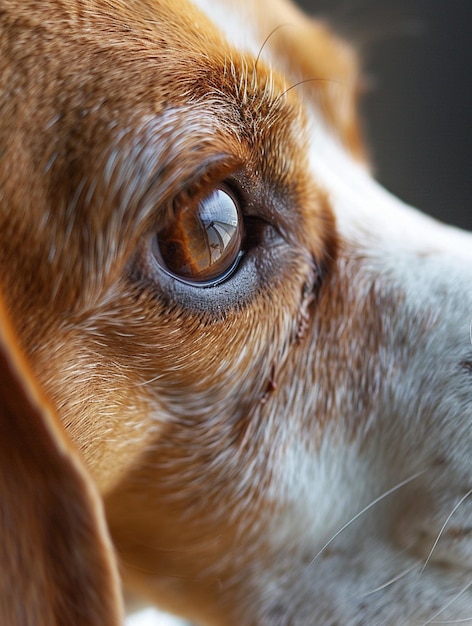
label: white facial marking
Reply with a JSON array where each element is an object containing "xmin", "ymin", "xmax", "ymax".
[{"xmin": 146, "ymin": 2, "xmax": 472, "ymax": 623}]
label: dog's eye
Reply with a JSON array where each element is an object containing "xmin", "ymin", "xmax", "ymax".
[{"xmin": 153, "ymin": 187, "xmax": 243, "ymax": 286}]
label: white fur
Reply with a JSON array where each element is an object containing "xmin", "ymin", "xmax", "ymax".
[
  {"xmin": 190, "ymin": 0, "xmax": 260, "ymax": 57},
  {"xmin": 187, "ymin": 2, "xmax": 472, "ymax": 624},
  {"xmin": 126, "ymin": 608, "xmax": 186, "ymax": 626},
  {"xmin": 130, "ymin": 1, "xmax": 472, "ymax": 623}
]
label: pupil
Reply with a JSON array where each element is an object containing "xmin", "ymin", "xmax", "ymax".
[
  {"xmin": 157, "ymin": 187, "xmax": 242, "ymax": 284},
  {"xmin": 197, "ymin": 190, "xmax": 239, "ymax": 264}
]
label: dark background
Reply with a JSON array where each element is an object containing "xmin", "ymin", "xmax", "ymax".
[{"xmin": 296, "ymin": 0, "xmax": 472, "ymax": 231}]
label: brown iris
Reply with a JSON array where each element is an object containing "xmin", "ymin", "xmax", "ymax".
[{"xmin": 155, "ymin": 187, "xmax": 243, "ymax": 285}]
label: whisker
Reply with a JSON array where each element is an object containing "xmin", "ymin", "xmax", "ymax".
[
  {"xmin": 254, "ymin": 23, "xmax": 294, "ymax": 71},
  {"xmin": 420, "ymin": 486, "xmax": 472, "ymax": 576},
  {"xmin": 424, "ymin": 619, "xmax": 472, "ymax": 624},
  {"xmin": 422, "ymin": 580, "xmax": 472, "ymax": 626},
  {"xmin": 307, "ymin": 470, "xmax": 424, "ymax": 569},
  {"xmin": 359, "ymin": 563, "xmax": 418, "ymax": 597},
  {"xmin": 273, "ymin": 77, "xmax": 341, "ymax": 107}
]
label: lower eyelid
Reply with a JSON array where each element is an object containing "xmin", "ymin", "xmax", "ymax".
[
  {"xmin": 130, "ymin": 221, "xmax": 300, "ymax": 318},
  {"xmin": 153, "ymin": 248, "xmax": 245, "ymax": 289}
]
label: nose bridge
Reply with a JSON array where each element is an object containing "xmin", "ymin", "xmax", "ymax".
[
  {"xmin": 313, "ymin": 133, "xmax": 472, "ymax": 434},
  {"xmin": 307, "ymin": 115, "xmax": 472, "ymax": 433},
  {"xmin": 324, "ymin": 166, "xmax": 472, "ymax": 324},
  {"xmin": 377, "ymin": 200, "xmax": 472, "ymax": 263},
  {"xmin": 307, "ymin": 115, "xmax": 472, "ymax": 262},
  {"xmin": 335, "ymin": 168, "xmax": 472, "ymax": 263}
]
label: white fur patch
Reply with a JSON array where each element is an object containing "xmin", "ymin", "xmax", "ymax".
[
  {"xmin": 133, "ymin": 1, "xmax": 472, "ymax": 623},
  {"xmin": 126, "ymin": 608, "xmax": 187, "ymax": 626}
]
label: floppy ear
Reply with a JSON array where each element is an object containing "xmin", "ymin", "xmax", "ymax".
[{"xmin": 0, "ymin": 292, "xmax": 123, "ymax": 625}]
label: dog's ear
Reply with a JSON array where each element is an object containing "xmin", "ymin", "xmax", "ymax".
[{"xmin": 0, "ymin": 291, "xmax": 123, "ymax": 625}]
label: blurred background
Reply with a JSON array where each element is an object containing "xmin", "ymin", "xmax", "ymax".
[{"xmin": 296, "ymin": 0, "xmax": 472, "ymax": 231}]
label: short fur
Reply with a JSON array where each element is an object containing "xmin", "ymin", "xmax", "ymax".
[{"xmin": 1, "ymin": 1, "xmax": 471, "ymax": 625}]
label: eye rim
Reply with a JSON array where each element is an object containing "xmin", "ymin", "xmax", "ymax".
[{"xmin": 152, "ymin": 183, "xmax": 245, "ymax": 289}]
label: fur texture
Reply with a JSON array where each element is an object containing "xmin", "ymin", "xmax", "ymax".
[{"xmin": 0, "ymin": 1, "xmax": 471, "ymax": 625}]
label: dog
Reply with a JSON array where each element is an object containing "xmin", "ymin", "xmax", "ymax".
[{"xmin": 1, "ymin": 0, "xmax": 471, "ymax": 624}]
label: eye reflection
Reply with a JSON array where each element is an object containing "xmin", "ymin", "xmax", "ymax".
[{"xmin": 155, "ymin": 187, "xmax": 243, "ymax": 285}]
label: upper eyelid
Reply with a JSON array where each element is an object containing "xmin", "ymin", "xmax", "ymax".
[
  {"xmin": 100, "ymin": 111, "xmax": 240, "ymax": 231},
  {"xmin": 165, "ymin": 166, "xmax": 243, "ymax": 223},
  {"xmin": 97, "ymin": 113, "xmax": 299, "ymax": 277}
]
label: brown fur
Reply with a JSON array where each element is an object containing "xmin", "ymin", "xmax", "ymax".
[
  {"xmin": 0, "ymin": 1, "xmax": 394, "ymax": 624},
  {"xmin": 0, "ymin": 294, "xmax": 123, "ymax": 625}
]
